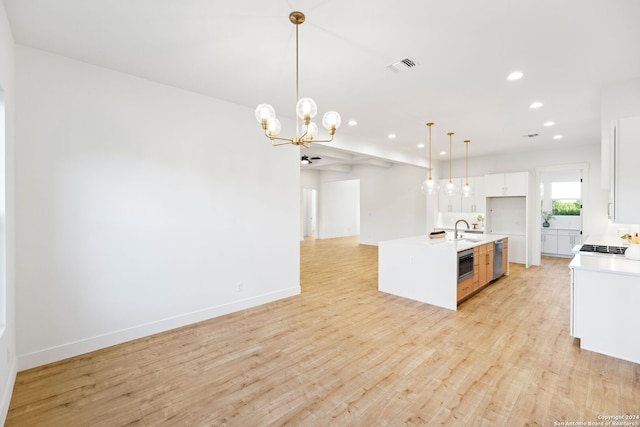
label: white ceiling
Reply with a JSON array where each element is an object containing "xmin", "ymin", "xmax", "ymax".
[{"xmin": 4, "ymin": 0, "xmax": 640, "ymax": 168}]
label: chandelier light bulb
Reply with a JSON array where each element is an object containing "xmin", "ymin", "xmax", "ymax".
[
  {"xmin": 322, "ymin": 111, "xmax": 341, "ymax": 134},
  {"xmin": 255, "ymin": 104, "xmax": 276, "ymax": 128},
  {"xmin": 296, "ymin": 98, "xmax": 318, "ymax": 123},
  {"xmin": 305, "ymin": 122, "xmax": 319, "ymax": 141},
  {"xmin": 267, "ymin": 118, "xmax": 281, "ymax": 137}
]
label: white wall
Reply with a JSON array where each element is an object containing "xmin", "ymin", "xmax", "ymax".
[
  {"xmin": 0, "ymin": 2, "xmax": 16, "ymax": 423},
  {"xmin": 318, "ymin": 163, "xmax": 428, "ymax": 245},
  {"xmin": 14, "ymin": 47, "xmax": 301, "ymax": 369},
  {"xmin": 319, "ymin": 179, "xmax": 360, "ymax": 239}
]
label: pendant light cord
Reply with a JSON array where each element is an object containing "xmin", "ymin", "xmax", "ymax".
[
  {"xmin": 427, "ymin": 123, "xmax": 433, "ymax": 180},
  {"xmin": 448, "ymin": 132, "xmax": 454, "ymax": 184},
  {"xmin": 465, "ymin": 140, "xmax": 469, "ymax": 186},
  {"xmin": 295, "ymin": 23, "xmax": 299, "ymax": 138}
]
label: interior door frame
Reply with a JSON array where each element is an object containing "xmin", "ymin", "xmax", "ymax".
[{"xmin": 534, "ymin": 163, "xmax": 589, "ymax": 265}]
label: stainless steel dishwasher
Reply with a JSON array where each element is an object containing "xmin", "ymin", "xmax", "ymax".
[{"xmin": 493, "ymin": 240, "xmax": 503, "ymax": 280}]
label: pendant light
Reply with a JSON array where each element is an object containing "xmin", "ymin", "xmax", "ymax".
[
  {"xmin": 462, "ymin": 139, "xmax": 472, "ymax": 197},
  {"xmin": 445, "ymin": 132, "xmax": 458, "ymax": 195},
  {"xmin": 421, "ymin": 122, "xmax": 439, "ymax": 195}
]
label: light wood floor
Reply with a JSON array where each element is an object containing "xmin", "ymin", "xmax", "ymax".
[{"xmin": 7, "ymin": 236, "xmax": 640, "ymax": 426}]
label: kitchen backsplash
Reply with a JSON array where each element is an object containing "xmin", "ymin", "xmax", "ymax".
[{"xmin": 436, "ymin": 212, "xmax": 486, "ymax": 230}]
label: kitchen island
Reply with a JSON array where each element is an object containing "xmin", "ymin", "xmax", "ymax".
[
  {"xmin": 569, "ymin": 252, "xmax": 640, "ymax": 364},
  {"xmin": 378, "ymin": 233, "xmax": 509, "ymax": 311}
]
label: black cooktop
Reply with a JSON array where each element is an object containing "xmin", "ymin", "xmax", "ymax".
[{"xmin": 579, "ymin": 244, "xmax": 627, "ymax": 255}]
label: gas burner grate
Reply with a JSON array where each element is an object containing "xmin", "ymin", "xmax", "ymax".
[{"xmin": 580, "ymin": 244, "xmax": 627, "ymax": 255}]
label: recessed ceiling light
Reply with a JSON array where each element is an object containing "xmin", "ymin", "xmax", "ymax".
[
  {"xmin": 348, "ymin": 119, "xmax": 357, "ymax": 126},
  {"xmin": 388, "ymin": 133, "xmax": 396, "ymax": 139},
  {"xmin": 553, "ymin": 135, "xmax": 563, "ymax": 140},
  {"xmin": 417, "ymin": 143, "xmax": 425, "ymax": 148},
  {"xmin": 544, "ymin": 121, "xmax": 555, "ymax": 127},
  {"xmin": 507, "ymin": 71, "xmax": 523, "ymax": 81},
  {"xmin": 440, "ymin": 151, "xmax": 447, "ymax": 156},
  {"xmin": 529, "ymin": 102, "xmax": 543, "ymax": 109}
]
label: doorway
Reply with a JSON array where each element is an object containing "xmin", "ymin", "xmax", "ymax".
[
  {"xmin": 302, "ymin": 188, "xmax": 317, "ymax": 238},
  {"xmin": 535, "ymin": 165, "xmax": 587, "ymax": 263}
]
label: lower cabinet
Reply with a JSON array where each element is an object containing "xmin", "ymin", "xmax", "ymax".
[
  {"xmin": 502, "ymin": 239, "xmax": 508, "ymax": 275},
  {"xmin": 457, "ymin": 241, "xmax": 504, "ymax": 303},
  {"xmin": 457, "ymin": 276, "xmax": 474, "ymax": 301},
  {"xmin": 541, "ymin": 228, "xmax": 581, "ymax": 256},
  {"xmin": 478, "ymin": 243, "xmax": 494, "ymax": 286}
]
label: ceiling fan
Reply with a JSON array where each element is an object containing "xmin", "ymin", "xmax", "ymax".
[{"xmin": 301, "ymin": 155, "xmax": 321, "ymax": 165}]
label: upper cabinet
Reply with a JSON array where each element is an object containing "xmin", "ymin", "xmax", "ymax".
[
  {"xmin": 610, "ymin": 116, "xmax": 640, "ymax": 223},
  {"xmin": 461, "ymin": 175, "xmax": 485, "ymax": 213},
  {"xmin": 484, "ymin": 172, "xmax": 528, "ymax": 197},
  {"xmin": 439, "ymin": 177, "xmax": 485, "ymax": 213}
]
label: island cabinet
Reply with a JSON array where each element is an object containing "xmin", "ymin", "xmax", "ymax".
[
  {"xmin": 379, "ymin": 234, "xmax": 509, "ymax": 310},
  {"xmin": 478, "ymin": 243, "xmax": 494, "ymax": 287},
  {"xmin": 457, "ymin": 242, "xmax": 496, "ymax": 303},
  {"xmin": 457, "ymin": 276, "xmax": 474, "ymax": 301}
]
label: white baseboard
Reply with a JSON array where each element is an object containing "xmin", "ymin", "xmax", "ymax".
[
  {"xmin": 17, "ymin": 286, "xmax": 300, "ymax": 371},
  {"xmin": 357, "ymin": 239, "xmax": 379, "ymax": 246},
  {"xmin": 0, "ymin": 360, "xmax": 17, "ymax": 425}
]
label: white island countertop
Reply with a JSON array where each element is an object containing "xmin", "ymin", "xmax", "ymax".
[
  {"xmin": 382, "ymin": 233, "xmax": 510, "ymax": 253},
  {"xmin": 378, "ymin": 233, "xmax": 509, "ymax": 311}
]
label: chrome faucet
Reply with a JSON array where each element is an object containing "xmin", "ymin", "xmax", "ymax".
[{"xmin": 455, "ymin": 219, "xmax": 470, "ymax": 240}]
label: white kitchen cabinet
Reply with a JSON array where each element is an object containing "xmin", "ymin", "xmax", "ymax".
[
  {"xmin": 570, "ymin": 265, "xmax": 640, "ymax": 363},
  {"xmin": 610, "ymin": 116, "xmax": 640, "ymax": 224},
  {"xmin": 557, "ymin": 229, "xmax": 581, "ymax": 256},
  {"xmin": 484, "ymin": 172, "xmax": 528, "ymax": 197},
  {"xmin": 541, "ymin": 229, "xmax": 558, "ymax": 254},
  {"xmin": 541, "ymin": 228, "xmax": 581, "ymax": 256},
  {"xmin": 461, "ymin": 176, "xmax": 485, "ymax": 213}
]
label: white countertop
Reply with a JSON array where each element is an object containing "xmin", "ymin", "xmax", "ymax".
[
  {"xmin": 380, "ymin": 233, "xmax": 509, "ymax": 252},
  {"xmin": 569, "ymin": 253, "xmax": 640, "ymax": 276}
]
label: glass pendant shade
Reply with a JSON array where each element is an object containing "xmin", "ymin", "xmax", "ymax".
[
  {"xmin": 267, "ymin": 118, "xmax": 281, "ymax": 137},
  {"xmin": 462, "ymin": 183, "xmax": 472, "ymax": 197},
  {"xmin": 322, "ymin": 111, "xmax": 341, "ymax": 130},
  {"xmin": 446, "ymin": 180, "xmax": 458, "ymax": 195},
  {"xmin": 255, "ymin": 104, "xmax": 276, "ymax": 123},
  {"xmin": 305, "ymin": 122, "xmax": 318, "ymax": 141},
  {"xmin": 421, "ymin": 177, "xmax": 439, "ymax": 195},
  {"xmin": 295, "ymin": 98, "xmax": 318, "ymax": 122}
]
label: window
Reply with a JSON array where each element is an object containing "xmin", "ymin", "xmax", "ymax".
[{"xmin": 551, "ymin": 181, "xmax": 581, "ymax": 216}]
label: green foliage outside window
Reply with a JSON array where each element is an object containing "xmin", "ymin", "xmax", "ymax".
[{"xmin": 552, "ymin": 200, "xmax": 581, "ymax": 216}]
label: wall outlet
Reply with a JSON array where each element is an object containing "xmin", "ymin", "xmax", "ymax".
[{"xmin": 236, "ymin": 282, "xmax": 244, "ymax": 292}]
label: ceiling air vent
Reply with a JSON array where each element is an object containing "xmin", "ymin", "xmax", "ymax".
[
  {"xmin": 386, "ymin": 57, "xmax": 419, "ymax": 73},
  {"xmin": 521, "ymin": 133, "xmax": 539, "ymax": 138}
]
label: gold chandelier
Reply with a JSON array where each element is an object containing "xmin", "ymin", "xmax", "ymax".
[{"xmin": 255, "ymin": 11, "xmax": 341, "ymax": 148}]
